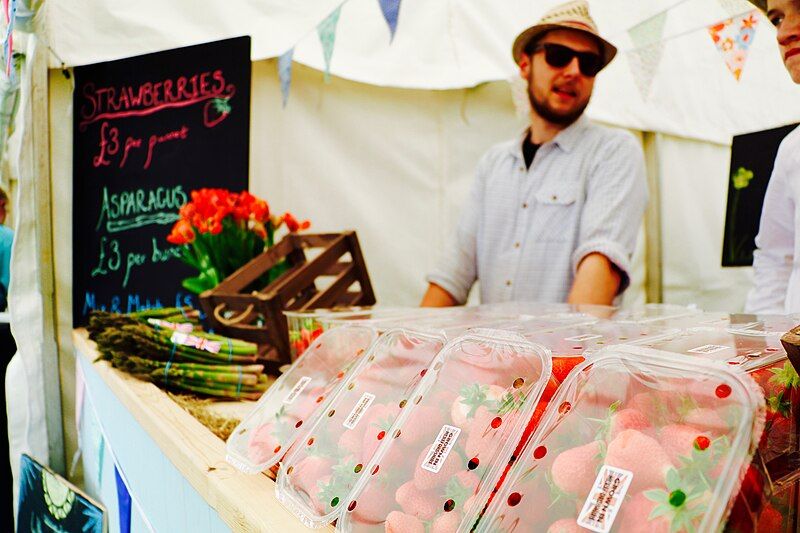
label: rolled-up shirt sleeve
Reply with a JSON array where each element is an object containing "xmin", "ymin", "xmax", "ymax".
[
  {"xmin": 746, "ymin": 140, "xmax": 795, "ymax": 314},
  {"xmin": 426, "ymin": 155, "xmax": 487, "ymax": 304},
  {"xmin": 570, "ymin": 132, "xmax": 648, "ymax": 294}
]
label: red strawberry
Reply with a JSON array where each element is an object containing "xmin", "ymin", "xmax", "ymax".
[
  {"xmin": 361, "ymin": 405, "xmax": 398, "ymax": 462},
  {"xmin": 338, "ymin": 428, "xmax": 362, "ymax": 456},
  {"xmin": 395, "ymin": 481, "xmax": 439, "ymax": 520},
  {"xmin": 431, "ymin": 511, "xmax": 462, "ymax": 533},
  {"xmin": 350, "ymin": 481, "xmax": 394, "ymax": 524},
  {"xmin": 414, "ymin": 444, "xmax": 462, "ymax": 491},
  {"xmin": 290, "ymin": 456, "xmax": 334, "ymax": 500},
  {"xmin": 385, "ymin": 511, "xmax": 424, "ymax": 533},
  {"xmin": 402, "ymin": 405, "xmax": 444, "ymax": 445},
  {"xmin": 465, "ymin": 406, "xmax": 519, "ymax": 460},
  {"xmin": 683, "ymin": 408, "xmax": 729, "ymax": 435},
  {"xmin": 542, "ymin": 376, "xmax": 561, "ymax": 402},
  {"xmin": 617, "ymin": 491, "xmax": 670, "ymax": 532},
  {"xmin": 756, "ymin": 503, "xmax": 784, "ymax": 532},
  {"xmin": 551, "ymin": 356, "xmax": 585, "ymax": 382},
  {"xmin": 513, "ymin": 401, "xmax": 549, "ymax": 459},
  {"xmin": 551, "ymin": 440, "xmax": 602, "ymax": 496},
  {"xmin": 202, "ymin": 97, "xmax": 231, "ymax": 128},
  {"xmin": 659, "ymin": 424, "xmax": 708, "ymax": 465},
  {"xmin": 605, "ymin": 430, "xmax": 672, "ymax": 493},
  {"xmin": 547, "ymin": 518, "xmax": 582, "ymax": 533},
  {"xmin": 609, "ymin": 408, "xmax": 651, "ymax": 439},
  {"xmin": 247, "ymin": 423, "xmax": 282, "ymax": 463},
  {"xmin": 451, "ymin": 384, "xmax": 505, "ymax": 426}
]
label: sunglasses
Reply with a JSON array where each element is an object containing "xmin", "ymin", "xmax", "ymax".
[{"xmin": 532, "ymin": 43, "xmax": 603, "ymax": 77}]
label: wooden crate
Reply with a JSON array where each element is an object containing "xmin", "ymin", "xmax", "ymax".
[{"xmin": 199, "ymin": 231, "xmax": 375, "ymax": 371}]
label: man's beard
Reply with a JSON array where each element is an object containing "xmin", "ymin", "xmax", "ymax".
[{"xmin": 528, "ymin": 68, "xmax": 588, "ymax": 126}]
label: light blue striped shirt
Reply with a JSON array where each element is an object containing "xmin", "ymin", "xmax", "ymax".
[{"xmin": 427, "ymin": 116, "xmax": 647, "ymax": 304}]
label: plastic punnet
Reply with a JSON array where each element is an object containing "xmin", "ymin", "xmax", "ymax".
[
  {"xmin": 725, "ymin": 313, "xmax": 800, "ymax": 336},
  {"xmin": 611, "ymin": 303, "xmax": 700, "ymax": 324},
  {"xmin": 275, "ymin": 328, "xmax": 446, "ymax": 528},
  {"xmin": 337, "ymin": 329, "xmax": 552, "ymax": 533},
  {"xmin": 519, "ymin": 321, "xmax": 674, "ymax": 358},
  {"xmin": 225, "ymin": 325, "xmax": 377, "ymax": 474},
  {"xmin": 476, "ymin": 345, "xmax": 765, "ymax": 533}
]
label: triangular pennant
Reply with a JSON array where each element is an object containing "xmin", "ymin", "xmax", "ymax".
[
  {"xmin": 717, "ymin": 0, "xmax": 752, "ymax": 16},
  {"xmin": 377, "ymin": 0, "xmax": 401, "ymax": 41},
  {"xmin": 96, "ymin": 434, "xmax": 105, "ymax": 487},
  {"xmin": 114, "ymin": 465, "xmax": 132, "ymax": 533},
  {"xmin": 2, "ymin": 0, "xmax": 16, "ymax": 81},
  {"xmin": 627, "ymin": 11, "xmax": 667, "ymax": 100},
  {"xmin": 317, "ymin": 6, "xmax": 342, "ymax": 83},
  {"xmin": 277, "ymin": 48, "xmax": 294, "ymax": 108},
  {"xmin": 708, "ymin": 10, "xmax": 759, "ymax": 81}
]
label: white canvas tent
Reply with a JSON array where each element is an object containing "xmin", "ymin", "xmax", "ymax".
[{"xmin": 5, "ymin": 0, "xmax": 800, "ymax": 519}]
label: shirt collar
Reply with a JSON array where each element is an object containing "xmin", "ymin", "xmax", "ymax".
[{"xmin": 509, "ymin": 115, "xmax": 590, "ymax": 159}]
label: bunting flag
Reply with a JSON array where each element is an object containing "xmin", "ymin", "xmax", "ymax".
[
  {"xmin": 278, "ymin": 48, "xmax": 294, "ymax": 108},
  {"xmin": 377, "ymin": 0, "xmax": 401, "ymax": 41},
  {"xmin": 114, "ymin": 465, "xmax": 132, "ymax": 533},
  {"xmin": 317, "ymin": 6, "xmax": 342, "ymax": 83},
  {"xmin": 717, "ymin": 0, "xmax": 752, "ymax": 16},
  {"xmin": 2, "ymin": 0, "xmax": 16, "ymax": 80},
  {"xmin": 626, "ymin": 11, "xmax": 668, "ymax": 100},
  {"xmin": 708, "ymin": 10, "xmax": 759, "ymax": 81}
]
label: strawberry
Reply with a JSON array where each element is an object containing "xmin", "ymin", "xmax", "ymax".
[
  {"xmin": 659, "ymin": 424, "xmax": 708, "ymax": 465},
  {"xmin": 402, "ymin": 405, "xmax": 444, "ymax": 445},
  {"xmin": 609, "ymin": 408, "xmax": 651, "ymax": 440},
  {"xmin": 551, "ymin": 356, "xmax": 585, "ymax": 382},
  {"xmin": 546, "ymin": 518, "xmax": 582, "ymax": 533},
  {"xmin": 617, "ymin": 491, "xmax": 670, "ymax": 533},
  {"xmin": 542, "ymin": 376, "xmax": 561, "ymax": 402},
  {"xmin": 451, "ymin": 384, "xmax": 505, "ymax": 426},
  {"xmin": 605, "ymin": 430, "xmax": 672, "ymax": 493},
  {"xmin": 385, "ymin": 511, "xmax": 424, "ymax": 533},
  {"xmin": 247, "ymin": 423, "xmax": 282, "ymax": 463},
  {"xmin": 361, "ymin": 405, "xmax": 398, "ymax": 463},
  {"xmin": 338, "ymin": 428, "xmax": 362, "ymax": 456},
  {"xmin": 414, "ymin": 444, "xmax": 462, "ymax": 491},
  {"xmin": 756, "ymin": 503, "xmax": 784, "ymax": 533},
  {"xmin": 551, "ymin": 440, "xmax": 603, "ymax": 496},
  {"xmin": 290, "ymin": 456, "xmax": 334, "ymax": 500},
  {"xmin": 395, "ymin": 481, "xmax": 439, "ymax": 520},
  {"xmin": 349, "ymin": 479, "xmax": 394, "ymax": 524},
  {"xmin": 431, "ymin": 511, "xmax": 462, "ymax": 533},
  {"xmin": 513, "ymin": 401, "xmax": 549, "ymax": 459},
  {"xmin": 683, "ymin": 408, "xmax": 729, "ymax": 435}
]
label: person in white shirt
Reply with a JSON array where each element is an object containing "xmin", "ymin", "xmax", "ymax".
[{"xmin": 746, "ymin": 0, "xmax": 800, "ymax": 313}]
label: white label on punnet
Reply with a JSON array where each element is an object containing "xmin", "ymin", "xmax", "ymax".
[
  {"xmin": 343, "ymin": 393, "xmax": 376, "ymax": 430},
  {"xmin": 564, "ymin": 334, "xmax": 604, "ymax": 342},
  {"xmin": 283, "ymin": 376, "xmax": 312, "ymax": 405},
  {"xmin": 421, "ymin": 425, "xmax": 461, "ymax": 474},
  {"xmin": 577, "ymin": 465, "xmax": 634, "ymax": 533},
  {"xmin": 687, "ymin": 344, "xmax": 729, "ymax": 355}
]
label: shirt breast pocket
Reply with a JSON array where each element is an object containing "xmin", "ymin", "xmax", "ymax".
[{"xmin": 531, "ymin": 186, "xmax": 581, "ymax": 243}]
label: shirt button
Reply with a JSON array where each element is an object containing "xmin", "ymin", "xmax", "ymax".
[
  {"xmin": 506, "ymin": 280, "xmax": 512, "ymax": 287},
  {"xmin": 514, "ymin": 242, "xmax": 520, "ymax": 249},
  {"xmin": 519, "ymin": 165, "xmax": 525, "ymax": 172},
  {"xmin": 522, "ymin": 202, "xmax": 528, "ymax": 209},
  {"xmin": 551, "ymin": 195, "xmax": 558, "ymax": 201}
]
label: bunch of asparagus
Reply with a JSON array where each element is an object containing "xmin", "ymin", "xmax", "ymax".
[{"xmin": 89, "ymin": 307, "xmax": 267, "ymax": 400}]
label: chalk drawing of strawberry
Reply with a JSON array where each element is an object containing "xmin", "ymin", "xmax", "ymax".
[{"xmin": 203, "ymin": 97, "xmax": 232, "ymax": 128}]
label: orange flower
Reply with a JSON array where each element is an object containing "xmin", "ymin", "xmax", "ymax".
[
  {"xmin": 166, "ymin": 219, "xmax": 195, "ymax": 245},
  {"xmin": 283, "ymin": 212, "xmax": 311, "ymax": 232}
]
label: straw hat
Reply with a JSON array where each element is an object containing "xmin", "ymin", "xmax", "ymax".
[{"xmin": 511, "ymin": 0, "xmax": 617, "ymax": 71}]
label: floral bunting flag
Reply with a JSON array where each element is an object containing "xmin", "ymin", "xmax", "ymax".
[
  {"xmin": 377, "ymin": 0, "xmax": 401, "ymax": 41},
  {"xmin": 114, "ymin": 465, "xmax": 132, "ymax": 533},
  {"xmin": 317, "ymin": 6, "xmax": 342, "ymax": 83},
  {"xmin": 627, "ymin": 11, "xmax": 667, "ymax": 100},
  {"xmin": 2, "ymin": 0, "xmax": 16, "ymax": 81},
  {"xmin": 708, "ymin": 11, "xmax": 759, "ymax": 81},
  {"xmin": 278, "ymin": 48, "xmax": 294, "ymax": 108}
]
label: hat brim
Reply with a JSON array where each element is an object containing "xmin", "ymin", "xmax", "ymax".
[{"xmin": 512, "ymin": 22, "xmax": 617, "ymax": 72}]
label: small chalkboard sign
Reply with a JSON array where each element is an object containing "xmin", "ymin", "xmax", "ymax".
[
  {"xmin": 72, "ymin": 37, "xmax": 251, "ymax": 326},
  {"xmin": 722, "ymin": 123, "xmax": 798, "ymax": 267}
]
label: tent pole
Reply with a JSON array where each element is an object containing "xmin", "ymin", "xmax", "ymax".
[
  {"xmin": 642, "ymin": 132, "xmax": 664, "ymax": 304},
  {"xmin": 31, "ymin": 36, "xmax": 66, "ymax": 474}
]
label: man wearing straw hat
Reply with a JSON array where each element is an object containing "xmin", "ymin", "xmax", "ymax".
[
  {"xmin": 422, "ymin": 0, "xmax": 647, "ymax": 307},
  {"xmin": 746, "ymin": 0, "xmax": 800, "ymax": 313}
]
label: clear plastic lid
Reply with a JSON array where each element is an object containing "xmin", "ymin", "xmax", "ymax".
[
  {"xmin": 630, "ymin": 327, "xmax": 787, "ymax": 372},
  {"xmin": 726, "ymin": 313, "xmax": 800, "ymax": 336},
  {"xmin": 225, "ymin": 326, "xmax": 378, "ymax": 474},
  {"xmin": 476, "ymin": 313, "xmax": 600, "ymax": 338},
  {"xmin": 518, "ymin": 322, "xmax": 674, "ymax": 357},
  {"xmin": 477, "ymin": 345, "xmax": 765, "ymax": 533},
  {"xmin": 276, "ymin": 328, "xmax": 447, "ymax": 528},
  {"xmin": 335, "ymin": 330, "xmax": 552, "ymax": 533},
  {"xmin": 611, "ymin": 303, "xmax": 700, "ymax": 324},
  {"xmin": 642, "ymin": 312, "xmax": 732, "ymax": 330}
]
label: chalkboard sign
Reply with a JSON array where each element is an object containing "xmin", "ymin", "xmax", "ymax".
[
  {"xmin": 722, "ymin": 122, "xmax": 798, "ymax": 267},
  {"xmin": 72, "ymin": 37, "xmax": 251, "ymax": 326}
]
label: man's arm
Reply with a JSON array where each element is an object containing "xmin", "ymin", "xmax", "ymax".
[
  {"xmin": 567, "ymin": 252, "xmax": 621, "ymax": 305},
  {"xmin": 569, "ymin": 131, "xmax": 648, "ymax": 301},
  {"xmin": 746, "ymin": 143, "xmax": 794, "ymax": 313},
  {"xmin": 421, "ymin": 283, "xmax": 459, "ymax": 307}
]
